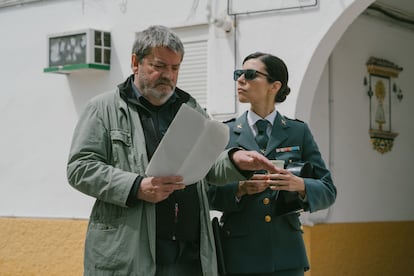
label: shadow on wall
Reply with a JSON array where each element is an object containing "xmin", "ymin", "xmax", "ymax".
[{"xmin": 67, "ymin": 44, "xmax": 125, "ymax": 115}]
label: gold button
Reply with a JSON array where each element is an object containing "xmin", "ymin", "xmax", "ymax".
[
  {"xmin": 264, "ymin": 215, "xmax": 271, "ymax": 222},
  {"xmin": 263, "ymin": 198, "xmax": 270, "ymax": 205}
]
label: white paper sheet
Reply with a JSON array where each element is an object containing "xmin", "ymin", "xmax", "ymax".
[{"xmin": 145, "ymin": 104, "xmax": 229, "ymax": 185}]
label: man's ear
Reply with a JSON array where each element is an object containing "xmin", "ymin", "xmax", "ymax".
[{"xmin": 131, "ymin": 54, "xmax": 139, "ymax": 73}]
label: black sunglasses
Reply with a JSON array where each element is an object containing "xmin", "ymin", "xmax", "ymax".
[{"xmin": 233, "ymin": 69, "xmax": 270, "ymax": 81}]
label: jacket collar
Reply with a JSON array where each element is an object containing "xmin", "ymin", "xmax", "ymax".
[
  {"xmin": 232, "ymin": 111, "xmax": 289, "ymax": 156},
  {"xmin": 117, "ymin": 74, "xmax": 191, "ymax": 110}
]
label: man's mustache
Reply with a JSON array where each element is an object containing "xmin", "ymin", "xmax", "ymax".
[{"xmin": 155, "ymin": 79, "xmax": 174, "ymax": 87}]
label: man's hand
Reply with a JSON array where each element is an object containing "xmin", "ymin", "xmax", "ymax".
[
  {"xmin": 231, "ymin": 150, "xmax": 279, "ymax": 172},
  {"xmin": 137, "ymin": 176, "xmax": 185, "ymax": 203},
  {"xmin": 236, "ymin": 174, "xmax": 269, "ymax": 198}
]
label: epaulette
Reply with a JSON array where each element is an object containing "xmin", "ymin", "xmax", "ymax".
[
  {"xmin": 222, "ymin": 118, "xmax": 236, "ymax": 123},
  {"xmin": 284, "ymin": 116, "xmax": 304, "ymax": 123}
]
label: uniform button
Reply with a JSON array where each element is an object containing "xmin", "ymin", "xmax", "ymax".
[
  {"xmin": 263, "ymin": 198, "xmax": 270, "ymax": 205},
  {"xmin": 264, "ymin": 215, "xmax": 272, "ymax": 222}
]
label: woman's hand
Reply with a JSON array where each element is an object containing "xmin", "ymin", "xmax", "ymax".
[
  {"xmin": 236, "ymin": 170, "xmax": 306, "ymax": 199},
  {"xmin": 267, "ymin": 169, "xmax": 306, "ymax": 198}
]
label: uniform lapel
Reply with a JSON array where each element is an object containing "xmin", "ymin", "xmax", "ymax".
[
  {"xmin": 265, "ymin": 112, "xmax": 289, "ymax": 156},
  {"xmin": 232, "ymin": 112, "xmax": 261, "ymax": 152}
]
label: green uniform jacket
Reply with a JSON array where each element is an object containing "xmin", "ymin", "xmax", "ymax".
[
  {"xmin": 67, "ymin": 81, "xmax": 245, "ymax": 276},
  {"xmin": 208, "ymin": 112, "xmax": 337, "ymax": 274}
]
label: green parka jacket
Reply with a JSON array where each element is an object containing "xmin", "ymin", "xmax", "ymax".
[{"xmin": 67, "ymin": 77, "xmax": 246, "ymax": 276}]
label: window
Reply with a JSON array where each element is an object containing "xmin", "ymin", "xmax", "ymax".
[
  {"xmin": 177, "ymin": 40, "xmax": 208, "ymax": 108},
  {"xmin": 173, "ymin": 25, "xmax": 208, "ymax": 109},
  {"xmin": 94, "ymin": 30, "xmax": 111, "ymax": 65}
]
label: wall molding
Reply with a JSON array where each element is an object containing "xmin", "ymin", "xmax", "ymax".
[{"xmin": 0, "ymin": 0, "xmax": 52, "ymax": 8}]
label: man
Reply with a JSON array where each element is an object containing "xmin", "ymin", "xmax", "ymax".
[{"xmin": 67, "ymin": 25, "xmax": 276, "ymax": 276}]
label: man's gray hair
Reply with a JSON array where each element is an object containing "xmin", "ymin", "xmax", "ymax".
[{"xmin": 132, "ymin": 25, "xmax": 184, "ymax": 62}]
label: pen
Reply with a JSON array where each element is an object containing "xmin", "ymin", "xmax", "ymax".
[{"xmin": 275, "ymin": 146, "xmax": 300, "ymax": 153}]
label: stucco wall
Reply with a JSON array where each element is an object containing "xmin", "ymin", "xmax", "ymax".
[
  {"xmin": 1, "ymin": 218, "xmax": 413, "ymax": 275},
  {"xmin": 0, "ymin": 218, "xmax": 86, "ymax": 275}
]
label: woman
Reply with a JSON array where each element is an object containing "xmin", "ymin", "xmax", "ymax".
[{"xmin": 208, "ymin": 52, "xmax": 336, "ymax": 276}]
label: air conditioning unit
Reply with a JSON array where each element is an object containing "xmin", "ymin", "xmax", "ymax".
[{"xmin": 43, "ymin": 28, "xmax": 111, "ymax": 74}]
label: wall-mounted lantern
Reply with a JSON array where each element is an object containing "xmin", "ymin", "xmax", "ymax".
[{"xmin": 364, "ymin": 57, "xmax": 403, "ymax": 154}]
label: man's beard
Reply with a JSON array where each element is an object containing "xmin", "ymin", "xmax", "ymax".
[{"xmin": 139, "ymin": 75, "xmax": 175, "ymax": 105}]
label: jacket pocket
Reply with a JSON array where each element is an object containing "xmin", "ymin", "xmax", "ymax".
[
  {"xmin": 221, "ymin": 214, "xmax": 249, "ymax": 238},
  {"xmin": 274, "ymin": 152, "xmax": 303, "ymax": 169},
  {"xmin": 110, "ymin": 129, "xmax": 134, "ymax": 170},
  {"xmin": 85, "ymin": 218, "xmax": 129, "ymax": 270},
  {"xmin": 284, "ymin": 214, "xmax": 304, "ymax": 233},
  {"xmin": 111, "ymin": 129, "xmax": 132, "ymax": 146}
]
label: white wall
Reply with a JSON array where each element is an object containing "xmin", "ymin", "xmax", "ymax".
[
  {"xmin": 0, "ymin": 0, "xmax": 216, "ymax": 218},
  {"xmin": 230, "ymin": 0, "xmax": 374, "ymax": 119},
  {"xmin": 309, "ymin": 14, "xmax": 414, "ymax": 223}
]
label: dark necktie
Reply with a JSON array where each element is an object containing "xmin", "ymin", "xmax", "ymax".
[{"xmin": 255, "ymin": 119, "xmax": 269, "ymax": 153}]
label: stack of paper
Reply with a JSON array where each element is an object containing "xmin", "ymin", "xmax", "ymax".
[{"xmin": 145, "ymin": 104, "xmax": 229, "ymax": 185}]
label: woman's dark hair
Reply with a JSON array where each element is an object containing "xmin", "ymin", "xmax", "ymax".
[{"xmin": 243, "ymin": 52, "xmax": 291, "ymax": 103}]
